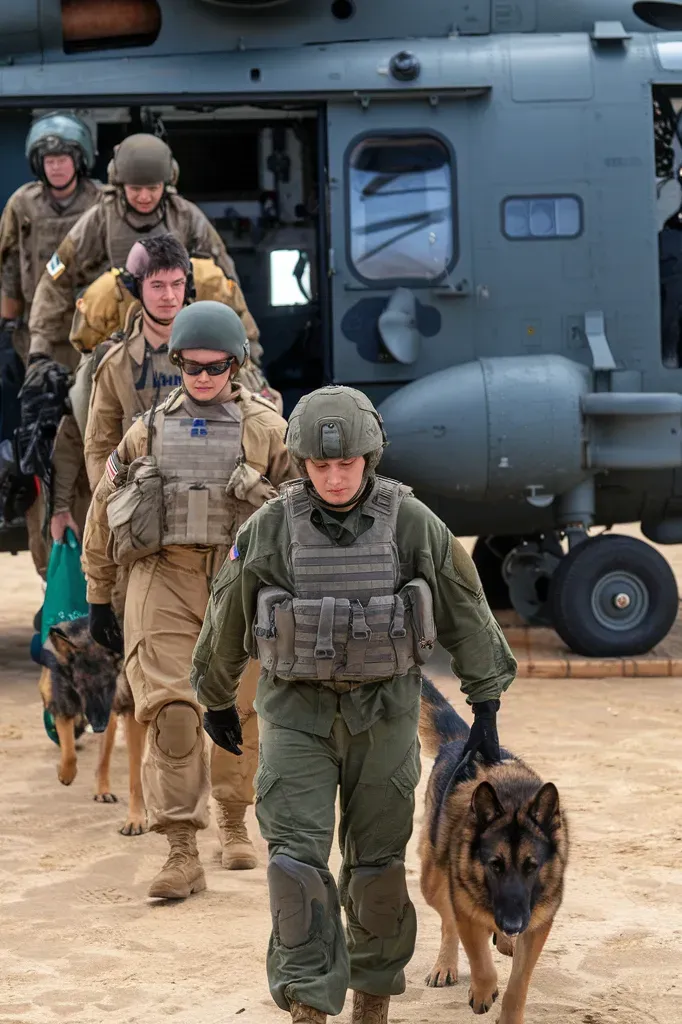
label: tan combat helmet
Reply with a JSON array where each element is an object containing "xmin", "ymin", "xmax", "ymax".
[
  {"xmin": 108, "ymin": 133, "xmax": 178, "ymax": 187},
  {"xmin": 285, "ymin": 385, "xmax": 387, "ymax": 470}
]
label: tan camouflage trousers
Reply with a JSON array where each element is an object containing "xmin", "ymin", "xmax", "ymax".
[{"xmin": 123, "ymin": 545, "xmax": 258, "ymax": 832}]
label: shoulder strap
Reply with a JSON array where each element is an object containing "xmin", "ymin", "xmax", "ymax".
[
  {"xmin": 364, "ymin": 475, "xmax": 412, "ymax": 527},
  {"xmin": 282, "ymin": 478, "xmax": 311, "ymax": 521},
  {"xmin": 91, "ymin": 338, "xmax": 124, "ymax": 381}
]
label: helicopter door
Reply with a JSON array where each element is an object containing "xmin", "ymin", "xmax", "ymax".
[{"xmin": 326, "ymin": 99, "xmax": 473, "ymax": 384}]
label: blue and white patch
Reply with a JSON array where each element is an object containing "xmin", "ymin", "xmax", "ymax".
[
  {"xmin": 46, "ymin": 251, "xmax": 66, "ymax": 280},
  {"xmin": 229, "ymin": 543, "xmax": 239, "ymax": 561}
]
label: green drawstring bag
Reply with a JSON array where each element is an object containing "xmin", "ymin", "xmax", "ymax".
[
  {"xmin": 40, "ymin": 528, "xmax": 89, "ymax": 745},
  {"xmin": 40, "ymin": 528, "xmax": 88, "ymax": 645}
]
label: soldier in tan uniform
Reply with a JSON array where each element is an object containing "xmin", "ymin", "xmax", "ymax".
[
  {"xmin": 0, "ymin": 111, "xmax": 100, "ymax": 367},
  {"xmin": 49, "ymin": 233, "xmax": 280, "ymax": 542},
  {"xmin": 0, "ymin": 112, "xmax": 100, "ymax": 581},
  {"xmin": 28, "ymin": 133, "xmax": 237, "ymax": 362},
  {"xmin": 82, "ymin": 301, "xmax": 295, "ymax": 898}
]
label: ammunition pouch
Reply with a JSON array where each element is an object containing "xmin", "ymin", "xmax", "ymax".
[
  {"xmin": 105, "ymin": 454, "xmax": 163, "ymax": 566},
  {"xmin": 253, "ymin": 577, "xmax": 435, "ymax": 688}
]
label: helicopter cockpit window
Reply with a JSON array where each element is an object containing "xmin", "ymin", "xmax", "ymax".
[
  {"xmin": 269, "ymin": 250, "xmax": 312, "ymax": 306},
  {"xmin": 348, "ymin": 135, "xmax": 454, "ymax": 283},
  {"xmin": 503, "ymin": 196, "xmax": 582, "ymax": 239}
]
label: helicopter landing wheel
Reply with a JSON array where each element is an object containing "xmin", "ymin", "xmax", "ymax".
[
  {"xmin": 471, "ymin": 536, "xmax": 522, "ymax": 610},
  {"xmin": 502, "ymin": 537, "xmax": 562, "ymax": 627},
  {"xmin": 548, "ymin": 534, "xmax": 678, "ymax": 657}
]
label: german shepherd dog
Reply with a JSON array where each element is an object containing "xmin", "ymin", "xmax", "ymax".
[
  {"xmin": 38, "ymin": 616, "xmax": 148, "ymax": 835},
  {"xmin": 418, "ymin": 677, "xmax": 569, "ymax": 1024}
]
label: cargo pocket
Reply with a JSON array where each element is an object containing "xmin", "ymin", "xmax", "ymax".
[
  {"xmin": 390, "ymin": 740, "xmax": 422, "ymax": 800},
  {"xmin": 254, "ymin": 758, "xmax": 281, "ymax": 804}
]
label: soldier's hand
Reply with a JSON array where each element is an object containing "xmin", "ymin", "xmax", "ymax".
[
  {"xmin": 50, "ymin": 511, "xmax": 81, "ymax": 543},
  {"xmin": 88, "ymin": 602, "xmax": 123, "ymax": 656},
  {"xmin": 460, "ymin": 699, "xmax": 501, "ymax": 766},
  {"xmin": 26, "ymin": 351, "xmax": 49, "ymax": 367},
  {"xmin": 203, "ymin": 706, "xmax": 243, "ymax": 756}
]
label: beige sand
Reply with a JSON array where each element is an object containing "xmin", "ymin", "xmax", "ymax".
[{"xmin": 1, "ymin": 537, "xmax": 682, "ymax": 1024}]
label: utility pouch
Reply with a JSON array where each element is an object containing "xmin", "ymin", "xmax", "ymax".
[
  {"xmin": 399, "ymin": 577, "xmax": 436, "ymax": 664},
  {"xmin": 254, "ymin": 586, "xmax": 294, "ymax": 671},
  {"xmin": 106, "ymin": 454, "xmax": 163, "ymax": 566}
]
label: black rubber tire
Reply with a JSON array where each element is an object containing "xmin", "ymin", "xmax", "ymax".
[
  {"xmin": 472, "ymin": 537, "xmax": 520, "ymax": 610},
  {"xmin": 548, "ymin": 534, "xmax": 678, "ymax": 657}
]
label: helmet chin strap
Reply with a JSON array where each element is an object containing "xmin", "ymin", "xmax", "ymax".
[
  {"xmin": 47, "ymin": 171, "xmax": 79, "ymax": 193},
  {"xmin": 181, "ymin": 375, "xmax": 235, "ymax": 407},
  {"xmin": 141, "ymin": 300, "xmax": 174, "ymax": 328},
  {"xmin": 314, "ymin": 477, "xmax": 371, "ymax": 513},
  {"xmin": 121, "ymin": 188, "xmax": 166, "ymax": 228}
]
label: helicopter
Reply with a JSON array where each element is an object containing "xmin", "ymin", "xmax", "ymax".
[{"xmin": 2, "ymin": 0, "xmax": 682, "ymax": 657}]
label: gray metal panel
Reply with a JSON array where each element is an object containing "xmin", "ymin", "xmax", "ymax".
[
  {"xmin": 510, "ymin": 35, "xmax": 594, "ymax": 102},
  {"xmin": 0, "ymin": 37, "xmax": 497, "ymax": 100},
  {"xmin": 492, "ymin": 0, "xmax": 536, "ymax": 33}
]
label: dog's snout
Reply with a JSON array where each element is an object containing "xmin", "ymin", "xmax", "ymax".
[{"xmin": 499, "ymin": 915, "xmax": 525, "ymax": 937}]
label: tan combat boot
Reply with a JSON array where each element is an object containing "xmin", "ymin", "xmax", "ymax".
[
  {"xmin": 147, "ymin": 823, "xmax": 206, "ymax": 899},
  {"xmin": 352, "ymin": 991, "xmax": 390, "ymax": 1024},
  {"xmin": 216, "ymin": 800, "xmax": 257, "ymax": 870},
  {"xmin": 289, "ymin": 1001, "xmax": 327, "ymax": 1023}
]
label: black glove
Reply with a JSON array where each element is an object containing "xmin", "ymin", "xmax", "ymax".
[
  {"xmin": 460, "ymin": 699, "xmax": 501, "ymax": 766},
  {"xmin": 26, "ymin": 350, "xmax": 49, "ymax": 367},
  {"xmin": 88, "ymin": 603, "xmax": 123, "ymax": 656},
  {"xmin": 203, "ymin": 706, "xmax": 243, "ymax": 756}
]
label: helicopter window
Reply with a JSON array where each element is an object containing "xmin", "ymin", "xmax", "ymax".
[
  {"xmin": 269, "ymin": 250, "xmax": 312, "ymax": 306},
  {"xmin": 503, "ymin": 196, "xmax": 582, "ymax": 240},
  {"xmin": 348, "ymin": 135, "xmax": 453, "ymax": 283}
]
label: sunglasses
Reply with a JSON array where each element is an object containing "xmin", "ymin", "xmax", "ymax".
[{"xmin": 178, "ymin": 357, "xmax": 235, "ymax": 376}]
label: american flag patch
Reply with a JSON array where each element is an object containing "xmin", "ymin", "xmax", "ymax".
[
  {"xmin": 229, "ymin": 543, "xmax": 239, "ymax": 561},
  {"xmin": 106, "ymin": 450, "xmax": 121, "ymax": 483}
]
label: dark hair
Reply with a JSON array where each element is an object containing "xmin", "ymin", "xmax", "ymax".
[{"xmin": 138, "ymin": 234, "xmax": 191, "ymax": 279}]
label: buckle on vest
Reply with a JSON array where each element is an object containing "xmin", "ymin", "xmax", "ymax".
[
  {"xmin": 350, "ymin": 599, "xmax": 371, "ymax": 640},
  {"xmin": 314, "ymin": 596, "xmax": 336, "ymax": 661}
]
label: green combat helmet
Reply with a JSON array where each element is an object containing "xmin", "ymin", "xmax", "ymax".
[
  {"xmin": 109, "ymin": 133, "xmax": 177, "ymax": 186},
  {"xmin": 286, "ymin": 385, "xmax": 387, "ymax": 469},
  {"xmin": 26, "ymin": 111, "xmax": 96, "ymax": 179},
  {"xmin": 168, "ymin": 300, "xmax": 249, "ymax": 366}
]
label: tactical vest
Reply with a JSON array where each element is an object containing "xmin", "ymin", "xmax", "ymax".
[
  {"xmin": 20, "ymin": 181, "xmax": 99, "ymax": 306},
  {"xmin": 254, "ymin": 476, "xmax": 436, "ymax": 688},
  {"xmin": 154, "ymin": 397, "xmax": 246, "ymax": 547},
  {"xmin": 104, "ymin": 196, "xmax": 168, "ymax": 268}
]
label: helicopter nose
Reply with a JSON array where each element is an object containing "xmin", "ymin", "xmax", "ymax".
[{"xmin": 378, "ymin": 361, "xmax": 489, "ymax": 500}]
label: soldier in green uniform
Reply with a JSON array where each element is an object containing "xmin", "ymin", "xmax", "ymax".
[{"xmin": 190, "ymin": 385, "xmax": 517, "ymax": 1024}]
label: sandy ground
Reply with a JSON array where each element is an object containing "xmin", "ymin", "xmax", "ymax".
[{"xmin": 2, "ymin": 537, "xmax": 682, "ymax": 1024}]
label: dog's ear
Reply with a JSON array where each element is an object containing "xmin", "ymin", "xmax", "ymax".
[
  {"xmin": 527, "ymin": 782, "xmax": 561, "ymax": 834},
  {"xmin": 48, "ymin": 626, "xmax": 77, "ymax": 659},
  {"xmin": 471, "ymin": 781, "xmax": 505, "ymax": 827}
]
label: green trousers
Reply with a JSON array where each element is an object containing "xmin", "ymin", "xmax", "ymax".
[{"xmin": 255, "ymin": 706, "xmax": 421, "ymax": 1015}]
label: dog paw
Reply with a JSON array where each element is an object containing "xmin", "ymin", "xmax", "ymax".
[
  {"xmin": 94, "ymin": 792, "xmax": 118, "ymax": 804},
  {"xmin": 425, "ymin": 955, "xmax": 458, "ymax": 987},
  {"xmin": 58, "ymin": 758, "xmax": 77, "ymax": 786},
  {"xmin": 468, "ymin": 983, "xmax": 498, "ymax": 1014},
  {"xmin": 119, "ymin": 816, "xmax": 148, "ymax": 837},
  {"xmin": 493, "ymin": 932, "xmax": 516, "ymax": 957}
]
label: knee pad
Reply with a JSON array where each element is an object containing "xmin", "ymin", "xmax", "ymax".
[
  {"xmin": 348, "ymin": 860, "xmax": 409, "ymax": 939},
  {"xmin": 154, "ymin": 702, "xmax": 201, "ymax": 759},
  {"xmin": 267, "ymin": 854, "xmax": 329, "ymax": 948}
]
